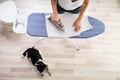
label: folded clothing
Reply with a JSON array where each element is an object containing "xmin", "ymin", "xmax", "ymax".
[{"xmin": 46, "ymin": 13, "xmax": 93, "ymax": 37}]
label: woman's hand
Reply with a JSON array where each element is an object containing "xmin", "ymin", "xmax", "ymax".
[
  {"xmin": 52, "ymin": 13, "xmax": 61, "ymax": 22},
  {"xmin": 72, "ymin": 0, "xmax": 89, "ymax": 32},
  {"xmin": 73, "ymin": 19, "xmax": 81, "ymax": 32}
]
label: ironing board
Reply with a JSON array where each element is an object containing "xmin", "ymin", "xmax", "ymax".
[{"xmin": 27, "ymin": 13, "xmax": 105, "ymax": 38}]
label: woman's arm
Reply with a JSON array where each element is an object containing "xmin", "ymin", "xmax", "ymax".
[
  {"xmin": 73, "ymin": 0, "xmax": 90, "ymax": 32},
  {"xmin": 77, "ymin": 0, "xmax": 89, "ymax": 21},
  {"xmin": 51, "ymin": 0, "xmax": 60, "ymax": 22},
  {"xmin": 51, "ymin": 0, "xmax": 58, "ymax": 14}
]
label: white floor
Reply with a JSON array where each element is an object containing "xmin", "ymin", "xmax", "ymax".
[{"xmin": 0, "ymin": 0, "xmax": 120, "ymax": 80}]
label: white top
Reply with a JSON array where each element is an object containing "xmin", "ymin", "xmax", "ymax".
[{"xmin": 58, "ymin": 0, "xmax": 84, "ymax": 10}]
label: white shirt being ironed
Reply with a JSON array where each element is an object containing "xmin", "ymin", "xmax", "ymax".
[{"xmin": 58, "ymin": 0, "xmax": 84, "ymax": 10}]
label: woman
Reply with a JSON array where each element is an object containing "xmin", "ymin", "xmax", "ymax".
[{"xmin": 51, "ymin": 0, "xmax": 90, "ymax": 32}]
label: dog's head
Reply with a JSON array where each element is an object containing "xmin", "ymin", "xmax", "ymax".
[
  {"xmin": 35, "ymin": 61, "xmax": 51, "ymax": 76},
  {"xmin": 35, "ymin": 61, "xmax": 47, "ymax": 73}
]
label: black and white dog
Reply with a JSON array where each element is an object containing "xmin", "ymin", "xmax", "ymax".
[{"xmin": 22, "ymin": 47, "xmax": 51, "ymax": 76}]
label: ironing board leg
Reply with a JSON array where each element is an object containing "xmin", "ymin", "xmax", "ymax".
[
  {"xmin": 33, "ymin": 37, "xmax": 47, "ymax": 47},
  {"xmin": 33, "ymin": 38, "xmax": 80, "ymax": 51},
  {"xmin": 64, "ymin": 38, "xmax": 80, "ymax": 51}
]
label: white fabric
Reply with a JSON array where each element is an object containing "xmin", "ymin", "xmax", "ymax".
[
  {"xmin": 45, "ymin": 13, "xmax": 92, "ymax": 37},
  {"xmin": 0, "ymin": 1, "xmax": 17, "ymax": 23},
  {"xmin": 58, "ymin": 0, "xmax": 83, "ymax": 10},
  {"xmin": 13, "ymin": 14, "xmax": 27, "ymax": 34}
]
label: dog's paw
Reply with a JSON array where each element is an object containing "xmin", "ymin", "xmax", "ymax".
[
  {"xmin": 21, "ymin": 56, "xmax": 25, "ymax": 59},
  {"xmin": 48, "ymin": 72, "xmax": 52, "ymax": 76},
  {"xmin": 40, "ymin": 74, "xmax": 44, "ymax": 77}
]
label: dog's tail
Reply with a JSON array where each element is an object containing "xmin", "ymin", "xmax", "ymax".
[
  {"xmin": 22, "ymin": 48, "xmax": 29, "ymax": 59},
  {"xmin": 23, "ymin": 50, "xmax": 27, "ymax": 57},
  {"xmin": 46, "ymin": 66, "xmax": 52, "ymax": 76}
]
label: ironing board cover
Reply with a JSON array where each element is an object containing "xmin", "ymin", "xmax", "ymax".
[{"xmin": 27, "ymin": 13, "xmax": 105, "ymax": 38}]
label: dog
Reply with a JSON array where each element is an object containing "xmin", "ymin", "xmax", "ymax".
[{"xmin": 22, "ymin": 47, "xmax": 51, "ymax": 76}]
